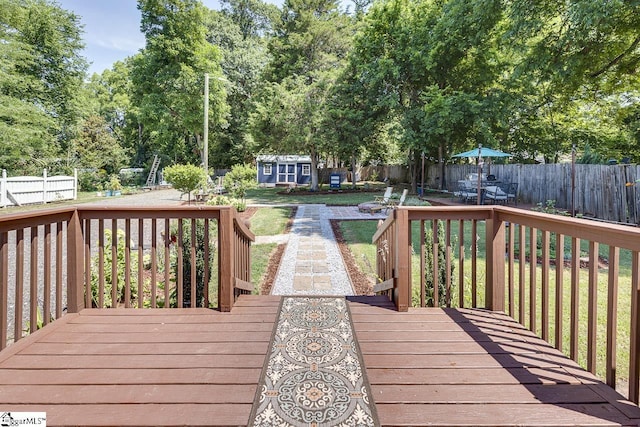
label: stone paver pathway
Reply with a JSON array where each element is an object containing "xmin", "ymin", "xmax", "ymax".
[{"xmin": 270, "ymin": 205, "xmax": 385, "ymax": 296}]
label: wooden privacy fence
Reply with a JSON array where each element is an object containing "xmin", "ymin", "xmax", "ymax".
[
  {"xmin": 425, "ymin": 163, "xmax": 640, "ymax": 224},
  {"xmin": 374, "ymin": 205, "xmax": 640, "ymax": 403},
  {"xmin": 0, "ymin": 169, "xmax": 78, "ymax": 208},
  {"xmin": 0, "ymin": 206, "xmax": 254, "ymax": 350}
]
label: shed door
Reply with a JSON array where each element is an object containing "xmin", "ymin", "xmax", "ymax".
[{"xmin": 278, "ymin": 164, "xmax": 296, "ymax": 183}]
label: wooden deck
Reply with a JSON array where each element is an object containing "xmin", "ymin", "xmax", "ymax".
[{"xmin": 1, "ymin": 295, "xmax": 639, "ymax": 426}]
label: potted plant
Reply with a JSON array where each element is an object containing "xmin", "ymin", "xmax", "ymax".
[{"xmin": 107, "ymin": 175, "xmax": 122, "ymax": 196}]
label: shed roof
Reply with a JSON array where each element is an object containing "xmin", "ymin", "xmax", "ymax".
[{"xmin": 256, "ymin": 155, "xmax": 311, "ymax": 163}]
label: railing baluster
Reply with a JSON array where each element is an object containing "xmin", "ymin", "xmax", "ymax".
[
  {"xmin": 629, "ymin": 250, "xmax": 640, "ymax": 403},
  {"xmin": 177, "ymin": 219, "xmax": 184, "ymax": 308},
  {"xmin": 15, "ymin": 228, "xmax": 24, "ymax": 341},
  {"xmin": 138, "ymin": 218, "xmax": 144, "ymax": 308},
  {"xmin": 541, "ymin": 230, "xmax": 550, "ymax": 342},
  {"xmin": 458, "ymin": 220, "xmax": 465, "ymax": 308},
  {"xmin": 56, "ymin": 222, "xmax": 62, "ymax": 319},
  {"xmin": 471, "ymin": 219, "xmax": 477, "ymax": 308},
  {"xmin": 98, "ymin": 220, "xmax": 105, "ymax": 308},
  {"xmin": 111, "ymin": 219, "xmax": 118, "ymax": 308},
  {"xmin": 30, "ymin": 226, "xmax": 38, "ymax": 334},
  {"xmin": 203, "ymin": 218, "xmax": 209, "ymax": 307},
  {"xmin": 606, "ymin": 246, "xmax": 619, "ymax": 388},
  {"xmin": 44, "ymin": 224, "xmax": 51, "ymax": 326},
  {"xmin": 1, "ymin": 231, "xmax": 8, "ymax": 350},
  {"xmin": 518, "ymin": 225, "xmax": 525, "ymax": 325},
  {"xmin": 125, "ymin": 219, "xmax": 131, "ymax": 308},
  {"xmin": 555, "ymin": 233, "xmax": 565, "ymax": 351},
  {"xmin": 190, "ymin": 218, "xmax": 196, "ymax": 308},
  {"xmin": 508, "ymin": 223, "xmax": 515, "ymax": 317},
  {"xmin": 432, "ymin": 219, "xmax": 439, "ymax": 308},
  {"xmin": 445, "ymin": 220, "xmax": 451, "ymax": 307},
  {"xmin": 164, "ymin": 219, "xmax": 170, "ymax": 308},
  {"xmin": 587, "ymin": 241, "xmax": 599, "ymax": 374},
  {"xmin": 529, "ymin": 227, "xmax": 537, "ymax": 334},
  {"xmin": 84, "ymin": 220, "xmax": 91, "ymax": 309},
  {"xmin": 420, "ymin": 220, "xmax": 425, "ymax": 307},
  {"xmin": 151, "ymin": 219, "xmax": 157, "ymax": 308},
  {"xmin": 570, "ymin": 237, "xmax": 581, "ymax": 361}
]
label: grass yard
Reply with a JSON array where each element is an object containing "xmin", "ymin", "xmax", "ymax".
[
  {"xmin": 245, "ymin": 186, "xmax": 391, "ymax": 206},
  {"xmin": 248, "ymin": 206, "xmax": 295, "ymax": 293},
  {"xmin": 338, "ymin": 218, "xmax": 636, "ymax": 397}
]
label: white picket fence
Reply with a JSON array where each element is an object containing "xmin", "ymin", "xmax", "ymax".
[{"xmin": 0, "ymin": 169, "xmax": 77, "ymax": 208}]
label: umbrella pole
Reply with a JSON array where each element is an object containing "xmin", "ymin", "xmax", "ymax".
[{"xmin": 477, "ymin": 144, "xmax": 482, "ymax": 205}]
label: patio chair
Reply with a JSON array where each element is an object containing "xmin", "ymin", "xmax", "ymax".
[
  {"xmin": 506, "ymin": 182, "xmax": 518, "ymax": 205},
  {"xmin": 457, "ymin": 181, "xmax": 478, "ymax": 204},
  {"xmin": 358, "ymin": 186, "xmax": 394, "ymax": 213},
  {"xmin": 374, "ymin": 186, "xmax": 394, "ymax": 204},
  {"xmin": 370, "ymin": 189, "xmax": 408, "ymax": 214},
  {"xmin": 484, "ymin": 185, "xmax": 507, "ymax": 204}
]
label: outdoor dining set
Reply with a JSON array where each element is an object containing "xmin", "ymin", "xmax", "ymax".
[{"xmin": 455, "ymin": 173, "xmax": 519, "ymax": 205}]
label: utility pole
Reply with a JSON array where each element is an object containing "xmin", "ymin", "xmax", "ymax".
[{"xmin": 203, "ymin": 73, "xmax": 209, "ymax": 180}]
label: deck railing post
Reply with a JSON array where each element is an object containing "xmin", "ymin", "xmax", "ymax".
[
  {"xmin": 485, "ymin": 209, "xmax": 506, "ymax": 312},
  {"xmin": 67, "ymin": 209, "xmax": 85, "ymax": 313},
  {"xmin": 395, "ymin": 208, "xmax": 411, "ymax": 312},
  {"xmin": 218, "ymin": 207, "xmax": 235, "ymax": 312}
]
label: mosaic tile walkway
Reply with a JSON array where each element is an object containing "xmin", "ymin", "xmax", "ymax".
[{"xmin": 248, "ymin": 296, "xmax": 379, "ymax": 427}]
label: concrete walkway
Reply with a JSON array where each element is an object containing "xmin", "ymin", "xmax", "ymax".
[{"xmin": 270, "ymin": 205, "xmax": 385, "ymax": 296}]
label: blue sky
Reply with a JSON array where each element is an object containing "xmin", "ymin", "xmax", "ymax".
[{"xmin": 56, "ymin": 0, "xmax": 264, "ymax": 76}]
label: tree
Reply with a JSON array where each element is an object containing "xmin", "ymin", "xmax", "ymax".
[
  {"xmin": 0, "ymin": 0, "xmax": 87, "ymax": 174},
  {"xmin": 131, "ymin": 0, "xmax": 228, "ymax": 166},
  {"xmin": 163, "ymin": 163, "xmax": 207, "ymax": 203},
  {"xmin": 205, "ymin": 7, "xmax": 271, "ymax": 167},
  {"xmin": 252, "ymin": 0, "xmax": 353, "ymax": 190}
]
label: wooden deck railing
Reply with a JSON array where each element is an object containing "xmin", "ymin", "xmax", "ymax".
[
  {"xmin": 374, "ymin": 205, "xmax": 640, "ymax": 402},
  {"xmin": 0, "ymin": 205, "xmax": 254, "ymax": 349}
]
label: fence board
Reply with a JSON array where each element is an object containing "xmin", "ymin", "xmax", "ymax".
[{"xmin": 424, "ymin": 164, "xmax": 640, "ymax": 225}]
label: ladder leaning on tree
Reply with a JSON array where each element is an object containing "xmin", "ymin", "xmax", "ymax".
[{"xmin": 144, "ymin": 154, "xmax": 160, "ymax": 189}]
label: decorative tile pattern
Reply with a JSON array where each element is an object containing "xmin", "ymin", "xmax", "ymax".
[{"xmin": 249, "ymin": 297, "xmax": 379, "ymax": 426}]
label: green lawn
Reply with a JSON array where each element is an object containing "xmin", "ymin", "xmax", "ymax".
[
  {"xmin": 245, "ymin": 186, "xmax": 391, "ymax": 206},
  {"xmin": 248, "ymin": 206, "xmax": 295, "ymax": 294},
  {"xmin": 338, "ymin": 218, "xmax": 635, "ymax": 394}
]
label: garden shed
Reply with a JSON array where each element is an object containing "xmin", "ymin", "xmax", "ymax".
[{"xmin": 256, "ymin": 155, "xmax": 312, "ymax": 186}]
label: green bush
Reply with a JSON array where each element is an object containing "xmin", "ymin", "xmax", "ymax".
[
  {"xmin": 420, "ymin": 220, "xmax": 455, "ymax": 307},
  {"xmin": 90, "ymin": 229, "xmax": 138, "ymax": 307},
  {"xmin": 164, "ymin": 164, "xmax": 207, "ymax": 202},
  {"xmin": 170, "ymin": 219, "xmax": 215, "ymax": 307},
  {"xmin": 206, "ymin": 194, "xmax": 247, "ymax": 212},
  {"xmin": 223, "ymin": 164, "xmax": 257, "ymax": 201}
]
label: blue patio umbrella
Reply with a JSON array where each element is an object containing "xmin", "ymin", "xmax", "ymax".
[
  {"xmin": 452, "ymin": 147, "xmax": 512, "ymax": 158},
  {"xmin": 452, "ymin": 145, "xmax": 512, "ymax": 204}
]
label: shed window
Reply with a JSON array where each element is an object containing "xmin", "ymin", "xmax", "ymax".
[
  {"xmin": 263, "ymin": 164, "xmax": 273, "ymax": 175},
  {"xmin": 302, "ymin": 164, "xmax": 310, "ymax": 176}
]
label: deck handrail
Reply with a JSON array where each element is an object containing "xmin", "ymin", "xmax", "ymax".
[
  {"xmin": 0, "ymin": 205, "xmax": 254, "ymax": 350},
  {"xmin": 373, "ymin": 205, "xmax": 640, "ymax": 403}
]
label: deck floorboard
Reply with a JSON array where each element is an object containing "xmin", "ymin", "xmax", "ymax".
[{"xmin": 0, "ymin": 295, "xmax": 638, "ymax": 426}]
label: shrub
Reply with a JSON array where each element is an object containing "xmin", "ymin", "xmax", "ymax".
[
  {"xmin": 90, "ymin": 229, "xmax": 138, "ymax": 308},
  {"xmin": 206, "ymin": 194, "xmax": 247, "ymax": 212},
  {"xmin": 223, "ymin": 164, "xmax": 257, "ymax": 201},
  {"xmin": 164, "ymin": 164, "xmax": 207, "ymax": 203},
  {"xmin": 170, "ymin": 219, "xmax": 215, "ymax": 307},
  {"xmin": 421, "ymin": 220, "xmax": 455, "ymax": 307}
]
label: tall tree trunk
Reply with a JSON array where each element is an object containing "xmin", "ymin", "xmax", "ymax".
[
  {"xmin": 438, "ymin": 143, "xmax": 445, "ymax": 190},
  {"xmin": 310, "ymin": 147, "xmax": 319, "ymax": 191},
  {"xmin": 351, "ymin": 151, "xmax": 357, "ymax": 188}
]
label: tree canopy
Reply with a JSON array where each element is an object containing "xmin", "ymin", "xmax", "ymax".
[{"xmin": 1, "ymin": 0, "xmax": 638, "ymax": 186}]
